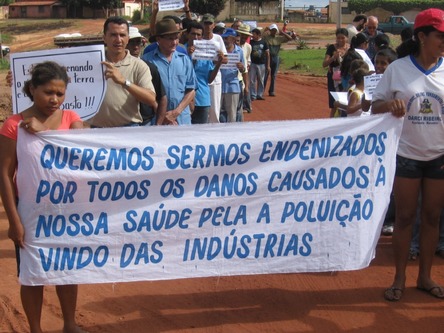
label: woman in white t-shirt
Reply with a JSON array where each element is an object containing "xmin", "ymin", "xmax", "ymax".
[{"xmin": 372, "ymin": 8, "xmax": 444, "ymax": 302}]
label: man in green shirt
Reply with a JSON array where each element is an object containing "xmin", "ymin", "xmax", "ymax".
[{"xmin": 263, "ymin": 23, "xmax": 292, "ymax": 97}]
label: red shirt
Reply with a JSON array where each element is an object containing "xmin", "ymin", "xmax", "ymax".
[{"xmin": 0, "ymin": 110, "xmax": 81, "ymax": 140}]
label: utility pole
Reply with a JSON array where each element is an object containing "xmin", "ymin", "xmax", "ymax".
[
  {"xmin": 140, "ymin": 0, "xmax": 144, "ymax": 20},
  {"xmin": 281, "ymin": 0, "xmax": 285, "ymax": 21},
  {"xmin": 336, "ymin": 0, "xmax": 342, "ymax": 29}
]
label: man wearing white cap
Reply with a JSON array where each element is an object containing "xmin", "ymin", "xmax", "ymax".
[
  {"xmin": 127, "ymin": 27, "xmax": 146, "ymax": 58},
  {"xmin": 263, "ymin": 23, "xmax": 292, "ymax": 97},
  {"xmin": 126, "ymin": 27, "xmax": 167, "ymax": 126}
]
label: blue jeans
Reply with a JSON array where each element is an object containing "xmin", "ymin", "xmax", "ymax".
[{"xmin": 192, "ymin": 106, "xmax": 210, "ymax": 124}]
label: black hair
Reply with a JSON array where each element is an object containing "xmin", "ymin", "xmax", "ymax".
[
  {"xmin": 252, "ymin": 28, "xmax": 261, "ymax": 35},
  {"xmin": 351, "ymin": 67, "xmax": 368, "ymax": 85},
  {"xmin": 400, "ymin": 26, "xmax": 413, "ymax": 43},
  {"xmin": 353, "ymin": 14, "xmax": 367, "ymax": 23},
  {"xmin": 396, "ymin": 26, "xmax": 436, "ymax": 58},
  {"xmin": 187, "ymin": 21, "xmax": 204, "ymax": 33},
  {"xmin": 181, "ymin": 17, "xmax": 194, "ymax": 30},
  {"xmin": 340, "ymin": 49, "xmax": 362, "ymax": 79},
  {"xmin": 104, "ymin": 16, "xmax": 129, "ymax": 34},
  {"xmin": 23, "ymin": 61, "xmax": 69, "ymax": 102},
  {"xmin": 164, "ymin": 15, "xmax": 182, "ymax": 25},
  {"xmin": 375, "ymin": 48, "xmax": 398, "ymax": 64},
  {"xmin": 349, "ymin": 59, "xmax": 369, "ymax": 74},
  {"xmin": 350, "ymin": 32, "xmax": 368, "ymax": 49},
  {"xmin": 335, "ymin": 28, "xmax": 349, "ymax": 37},
  {"xmin": 374, "ymin": 33, "xmax": 390, "ymax": 50}
]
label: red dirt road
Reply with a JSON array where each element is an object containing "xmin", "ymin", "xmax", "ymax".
[{"xmin": 1, "ymin": 21, "xmax": 443, "ymax": 331}]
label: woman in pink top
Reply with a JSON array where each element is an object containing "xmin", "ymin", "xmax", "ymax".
[{"xmin": 0, "ymin": 61, "xmax": 85, "ymax": 333}]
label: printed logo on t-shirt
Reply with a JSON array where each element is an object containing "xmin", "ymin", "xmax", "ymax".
[{"xmin": 406, "ymin": 91, "xmax": 444, "ymax": 125}]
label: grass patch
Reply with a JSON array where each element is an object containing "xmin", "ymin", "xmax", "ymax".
[
  {"xmin": 0, "ymin": 19, "xmax": 84, "ymax": 46},
  {"xmin": 280, "ymin": 48, "xmax": 327, "ymax": 76},
  {"xmin": 0, "ymin": 59, "xmax": 9, "ymax": 70},
  {"xmin": 0, "ymin": 19, "xmax": 77, "ymax": 34}
]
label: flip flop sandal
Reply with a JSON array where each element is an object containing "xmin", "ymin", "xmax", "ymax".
[
  {"xmin": 384, "ymin": 287, "xmax": 404, "ymax": 302},
  {"xmin": 417, "ymin": 286, "xmax": 444, "ymax": 299}
]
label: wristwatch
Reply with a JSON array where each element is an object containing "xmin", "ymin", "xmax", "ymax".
[{"xmin": 123, "ymin": 80, "xmax": 131, "ymax": 89}]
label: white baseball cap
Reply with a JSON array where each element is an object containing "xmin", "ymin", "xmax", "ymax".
[{"xmin": 269, "ymin": 23, "xmax": 279, "ymax": 32}]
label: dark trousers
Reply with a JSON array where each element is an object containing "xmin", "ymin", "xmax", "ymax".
[{"xmin": 264, "ymin": 55, "xmax": 279, "ymax": 95}]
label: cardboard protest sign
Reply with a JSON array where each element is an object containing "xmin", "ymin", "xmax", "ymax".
[
  {"xmin": 10, "ymin": 45, "xmax": 106, "ymax": 120},
  {"xmin": 364, "ymin": 74, "xmax": 383, "ymax": 101},
  {"xmin": 191, "ymin": 40, "xmax": 217, "ymax": 61},
  {"xmin": 158, "ymin": 0, "xmax": 184, "ymax": 12}
]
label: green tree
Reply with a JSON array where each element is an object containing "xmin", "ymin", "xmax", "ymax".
[
  {"xmin": 83, "ymin": 0, "xmax": 123, "ymax": 17},
  {"xmin": 190, "ymin": 0, "xmax": 227, "ymax": 17},
  {"xmin": 0, "ymin": 0, "xmax": 13, "ymax": 5},
  {"xmin": 60, "ymin": 0, "xmax": 83, "ymax": 18}
]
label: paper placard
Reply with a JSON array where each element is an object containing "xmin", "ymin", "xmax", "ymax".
[{"xmin": 10, "ymin": 45, "xmax": 106, "ymax": 120}]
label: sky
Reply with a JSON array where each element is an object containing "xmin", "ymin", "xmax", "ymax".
[{"xmin": 285, "ymin": 0, "xmax": 330, "ymax": 9}]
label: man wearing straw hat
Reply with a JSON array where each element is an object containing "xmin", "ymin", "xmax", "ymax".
[{"xmin": 143, "ymin": 19, "xmax": 196, "ymax": 125}]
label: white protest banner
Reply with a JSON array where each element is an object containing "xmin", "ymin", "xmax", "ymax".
[
  {"xmin": 221, "ymin": 53, "xmax": 241, "ymax": 69},
  {"xmin": 10, "ymin": 45, "xmax": 106, "ymax": 120},
  {"xmin": 158, "ymin": 0, "xmax": 184, "ymax": 12},
  {"xmin": 191, "ymin": 40, "xmax": 217, "ymax": 61},
  {"xmin": 364, "ymin": 74, "xmax": 383, "ymax": 101},
  {"xmin": 17, "ymin": 115, "xmax": 402, "ymax": 286}
]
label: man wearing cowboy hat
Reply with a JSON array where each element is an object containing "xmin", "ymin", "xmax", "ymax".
[
  {"xmin": 143, "ymin": 0, "xmax": 189, "ymax": 56},
  {"xmin": 88, "ymin": 16, "xmax": 157, "ymax": 128},
  {"xmin": 142, "ymin": 19, "xmax": 196, "ymax": 125}
]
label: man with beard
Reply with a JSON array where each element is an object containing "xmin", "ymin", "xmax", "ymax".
[{"xmin": 346, "ymin": 14, "xmax": 368, "ymax": 39}]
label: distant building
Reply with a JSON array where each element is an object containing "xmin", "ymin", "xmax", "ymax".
[{"xmin": 9, "ymin": 1, "xmax": 66, "ymax": 19}]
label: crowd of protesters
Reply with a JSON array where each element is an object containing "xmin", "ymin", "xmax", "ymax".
[{"xmin": 323, "ymin": 9, "xmax": 444, "ymax": 302}]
